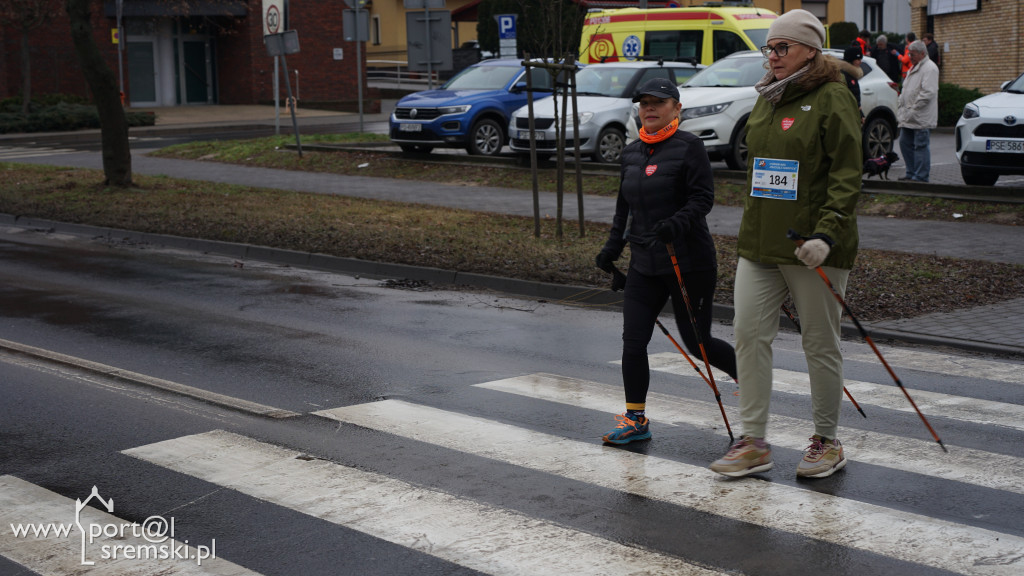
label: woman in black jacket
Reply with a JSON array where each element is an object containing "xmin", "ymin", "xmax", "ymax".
[{"xmin": 595, "ymin": 77, "xmax": 736, "ymax": 445}]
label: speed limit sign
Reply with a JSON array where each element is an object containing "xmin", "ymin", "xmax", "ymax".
[{"xmin": 262, "ymin": 0, "xmax": 285, "ymax": 35}]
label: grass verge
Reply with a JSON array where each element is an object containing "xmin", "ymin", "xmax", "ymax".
[{"xmin": 2, "ymin": 161, "xmax": 1022, "ymax": 323}]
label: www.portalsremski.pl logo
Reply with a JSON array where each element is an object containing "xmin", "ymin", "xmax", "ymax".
[{"xmin": 9, "ymin": 485, "xmax": 216, "ymax": 566}]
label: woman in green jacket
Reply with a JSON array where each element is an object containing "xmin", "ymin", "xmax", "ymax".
[{"xmin": 709, "ymin": 9, "xmax": 862, "ymax": 479}]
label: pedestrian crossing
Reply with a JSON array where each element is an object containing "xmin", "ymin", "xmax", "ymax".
[
  {"xmin": 2, "ymin": 346, "xmax": 1023, "ymax": 575},
  {"xmin": 0, "ymin": 145, "xmax": 77, "ymax": 161}
]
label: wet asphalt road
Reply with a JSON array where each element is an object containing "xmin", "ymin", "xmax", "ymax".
[{"xmin": 2, "ymin": 225, "xmax": 1023, "ymax": 575}]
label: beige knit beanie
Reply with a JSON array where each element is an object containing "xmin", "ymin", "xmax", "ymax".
[{"xmin": 766, "ymin": 9, "xmax": 825, "ymax": 51}]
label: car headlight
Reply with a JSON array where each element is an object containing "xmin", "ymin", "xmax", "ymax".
[
  {"xmin": 568, "ymin": 112, "xmax": 595, "ymax": 126},
  {"xmin": 681, "ymin": 102, "xmax": 731, "ymax": 120},
  {"xmin": 961, "ymin": 103, "xmax": 979, "ymax": 119},
  {"xmin": 438, "ymin": 105, "xmax": 471, "ymax": 115}
]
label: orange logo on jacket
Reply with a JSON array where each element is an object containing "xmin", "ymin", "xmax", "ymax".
[
  {"xmin": 781, "ymin": 118, "xmax": 795, "ymax": 131},
  {"xmin": 645, "ymin": 165, "xmax": 657, "ymax": 176}
]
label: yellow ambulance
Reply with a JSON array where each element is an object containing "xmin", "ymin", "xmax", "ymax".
[{"xmin": 579, "ymin": 5, "xmax": 780, "ymax": 65}]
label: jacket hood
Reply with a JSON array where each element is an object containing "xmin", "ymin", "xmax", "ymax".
[{"xmin": 833, "ymin": 58, "xmax": 864, "ymax": 80}]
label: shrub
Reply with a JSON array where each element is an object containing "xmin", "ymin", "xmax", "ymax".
[
  {"xmin": 0, "ymin": 102, "xmax": 155, "ymax": 134},
  {"xmin": 829, "ymin": 21, "xmax": 859, "ymax": 49},
  {"xmin": 938, "ymin": 83, "xmax": 983, "ymax": 127}
]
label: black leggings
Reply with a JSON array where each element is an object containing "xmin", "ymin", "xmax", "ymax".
[{"xmin": 620, "ymin": 266, "xmax": 737, "ymax": 406}]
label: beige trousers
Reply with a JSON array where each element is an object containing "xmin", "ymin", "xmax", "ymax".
[{"xmin": 733, "ymin": 257, "xmax": 850, "ymax": 440}]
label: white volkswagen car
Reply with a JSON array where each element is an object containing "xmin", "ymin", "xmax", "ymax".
[
  {"xmin": 955, "ymin": 71, "xmax": 1024, "ymax": 186},
  {"xmin": 508, "ymin": 60, "xmax": 700, "ymax": 163},
  {"xmin": 667, "ymin": 50, "xmax": 899, "ymax": 169}
]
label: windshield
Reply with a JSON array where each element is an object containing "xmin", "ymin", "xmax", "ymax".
[
  {"xmin": 444, "ymin": 64, "xmax": 520, "ymax": 90},
  {"xmin": 683, "ymin": 56, "xmax": 766, "ymax": 88},
  {"xmin": 743, "ymin": 29, "xmax": 769, "ymax": 50},
  {"xmin": 1004, "ymin": 73, "xmax": 1024, "ymax": 93},
  {"xmin": 575, "ymin": 66, "xmax": 640, "ymax": 98}
]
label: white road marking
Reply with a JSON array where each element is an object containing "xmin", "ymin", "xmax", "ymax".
[
  {"xmin": 473, "ymin": 373, "xmax": 1024, "ymax": 495},
  {"xmin": 0, "ymin": 475, "xmax": 256, "ymax": 575},
  {"xmin": 645, "ymin": 352, "xmax": 1024, "ymax": 432},
  {"xmin": 316, "ymin": 399, "xmax": 1024, "ymax": 576},
  {"xmin": 844, "ymin": 348, "xmax": 1024, "ymax": 386},
  {"xmin": 0, "ymin": 146, "xmax": 77, "ymax": 159},
  {"xmin": 123, "ymin": 430, "xmax": 728, "ymax": 576}
]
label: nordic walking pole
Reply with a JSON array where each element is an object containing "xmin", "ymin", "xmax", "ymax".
[
  {"xmin": 612, "ymin": 268, "xmax": 713, "ymax": 388},
  {"xmin": 787, "ymin": 229, "xmax": 946, "ymax": 452},
  {"xmin": 663, "ymin": 245, "xmax": 734, "ymax": 442},
  {"xmin": 780, "ymin": 303, "xmax": 867, "ymax": 419},
  {"xmin": 611, "ymin": 266, "xmax": 732, "ymax": 440}
]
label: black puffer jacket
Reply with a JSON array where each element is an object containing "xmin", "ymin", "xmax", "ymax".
[{"xmin": 601, "ymin": 129, "xmax": 717, "ymax": 276}]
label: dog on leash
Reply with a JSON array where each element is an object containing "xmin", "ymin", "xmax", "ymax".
[{"xmin": 863, "ymin": 151, "xmax": 900, "ymax": 180}]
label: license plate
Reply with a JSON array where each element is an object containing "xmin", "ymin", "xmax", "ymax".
[
  {"xmin": 399, "ymin": 123, "xmax": 422, "ymax": 132},
  {"xmin": 518, "ymin": 130, "xmax": 544, "ymax": 140},
  {"xmin": 985, "ymin": 139, "xmax": 1024, "ymax": 153}
]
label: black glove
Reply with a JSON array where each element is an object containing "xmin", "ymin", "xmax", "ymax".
[
  {"xmin": 595, "ymin": 250, "xmax": 617, "ymax": 274},
  {"xmin": 653, "ymin": 220, "xmax": 676, "ymax": 244}
]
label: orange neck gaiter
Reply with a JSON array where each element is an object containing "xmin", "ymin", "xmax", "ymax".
[{"xmin": 638, "ymin": 118, "xmax": 679, "ymax": 144}]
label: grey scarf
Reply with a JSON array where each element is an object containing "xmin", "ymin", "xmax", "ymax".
[{"xmin": 754, "ymin": 66, "xmax": 810, "ymax": 105}]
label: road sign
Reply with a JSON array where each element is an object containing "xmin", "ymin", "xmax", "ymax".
[
  {"xmin": 497, "ymin": 14, "xmax": 517, "ymax": 40},
  {"xmin": 343, "ymin": 9, "xmax": 369, "ymax": 42},
  {"xmin": 404, "ymin": 0, "xmax": 446, "ymax": 8},
  {"xmin": 264, "ymin": 30, "xmax": 300, "ymax": 57},
  {"xmin": 262, "ymin": 0, "xmax": 285, "ymax": 36},
  {"xmin": 406, "ymin": 10, "xmax": 453, "ymax": 73}
]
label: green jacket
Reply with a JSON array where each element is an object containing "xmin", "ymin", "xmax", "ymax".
[{"xmin": 738, "ymin": 79, "xmax": 862, "ymax": 269}]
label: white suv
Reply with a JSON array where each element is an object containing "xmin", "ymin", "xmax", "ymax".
[
  {"xmin": 955, "ymin": 71, "xmax": 1024, "ymax": 186},
  {"xmin": 670, "ymin": 50, "xmax": 899, "ymax": 169}
]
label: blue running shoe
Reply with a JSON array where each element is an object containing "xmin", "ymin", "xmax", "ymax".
[{"xmin": 602, "ymin": 413, "xmax": 651, "ymax": 445}]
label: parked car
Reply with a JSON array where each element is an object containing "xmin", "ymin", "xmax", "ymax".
[
  {"xmin": 955, "ymin": 71, "xmax": 1024, "ymax": 186},
  {"xmin": 507, "ymin": 60, "xmax": 701, "ymax": 163},
  {"xmin": 669, "ymin": 50, "xmax": 899, "ymax": 169},
  {"xmin": 389, "ymin": 59, "xmax": 559, "ymax": 156}
]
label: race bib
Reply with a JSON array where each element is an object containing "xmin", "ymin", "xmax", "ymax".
[{"xmin": 751, "ymin": 158, "xmax": 799, "ymax": 200}]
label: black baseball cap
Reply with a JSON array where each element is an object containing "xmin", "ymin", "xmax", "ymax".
[
  {"xmin": 843, "ymin": 45, "xmax": 863, "ymax": 63},
  {"xmin": 632, "ymin": 77, "xmax": 680, "ymax": 102}
]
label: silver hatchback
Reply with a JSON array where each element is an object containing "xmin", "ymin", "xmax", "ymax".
[{"xmin": 508, "ymin": 61, "xmax": 700, "ymax": 163}]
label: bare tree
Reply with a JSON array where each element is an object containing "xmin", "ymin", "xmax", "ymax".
[
  {"xmin": 0, "ymin": 0, "xmax": 63, "ymax": 115},
  {"xmin": 65, "ymin": 0, "xmax": 132, "ymax": 186}
]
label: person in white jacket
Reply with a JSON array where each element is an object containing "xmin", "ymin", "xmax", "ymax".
[{"xmin": 897, "ymin": 40, "xmax": 939, "ymax": 182}]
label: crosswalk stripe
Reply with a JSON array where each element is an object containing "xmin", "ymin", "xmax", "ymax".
[
  {"xmin": 315, "ymin": 399, "xmax": 1024, "ymax": 576},
  {"xmin": 0, "ymin": 147, "xmax": 77, "ymax": 160},
  {"xmin": 123, "ymin": 430, "xmax": 728, "ymax": 576},
  {"xmin": 0, "ymin": 475, "xmax": 256, "ymax": 575},
  {"xmin": 644, "ymin": 352, "xmax": 1024, "ymax": 432},
  {"xmin": 473, "ymin": 373, "xmax": 1024, "ymax": 495},
  {"xmin": 845, "ymin": 348, "xmax": 1024, "ymax": 385}
]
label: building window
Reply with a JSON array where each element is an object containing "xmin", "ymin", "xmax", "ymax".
[
  {"xmin": 865, "ymin": 1, "xmax": 883, "ymax": 32},
  {"xmin": 802, "ymin": 0, "xmax": 828, "ymax": 21},
  {"xmin": 372, "ymin": 15, "xmax": 381, "ymax": 46}
]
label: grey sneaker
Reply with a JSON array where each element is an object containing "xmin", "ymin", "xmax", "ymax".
[
  {"xmin": 710, "ymin": 436, "xmax": 773, "ymax": 477},
  {"xmin": 796, "ymin": 435, "xmax": 847, "ymax": 478}
]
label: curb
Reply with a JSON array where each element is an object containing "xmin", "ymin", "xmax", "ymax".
[{"xmin": 3, "ymin": 214, "xmax": 1020, "ymax": 359}]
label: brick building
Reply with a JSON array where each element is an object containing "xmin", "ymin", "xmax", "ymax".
[
  {"xmin": 1, "ymin": 0, "xmax": 368, "ymax": 109},
  {"xmin": 910, "ymin": 0, "xmax": 1023, "ymax": 94}
]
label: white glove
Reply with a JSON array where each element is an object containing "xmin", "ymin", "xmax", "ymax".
[{"xmin": 795, "ymin": 239, "xmax": 830, "ymax": 268}]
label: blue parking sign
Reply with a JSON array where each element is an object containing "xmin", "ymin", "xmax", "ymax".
[{"xmin": 497, "ymin": 14, "xmax": 516, "ymax": 39}]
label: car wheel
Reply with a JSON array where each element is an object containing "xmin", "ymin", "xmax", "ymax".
[
  {"xmin": 467, "ymin": 119, "xmax": 504, "ymax": 156},
  {"xmin": 725, "ymin": 119, "xmax": 748, "ymax": 170},
  {"xmin": 863, "ymin": 116, "xmax": 895, "ymax": 158},
  {"xmin": 399, "ymin": 144, "xmax": 434, "ymax": 154},
  {"xmin": 960, "ymin": 165, "xmax": 999, "ymax": 186},
  {"xmin": 593, "ymin": 126, "xmax": 626, "ymax": 163}
]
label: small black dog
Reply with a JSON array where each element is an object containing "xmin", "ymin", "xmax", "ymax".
[{"xmin": 863, "ymin": 151, "xmax": 900, "ymax": 180}]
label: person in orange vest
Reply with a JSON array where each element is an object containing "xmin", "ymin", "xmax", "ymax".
[
  {"xmin": 897, "ymin": 32, "xmax": 916, "ymax": 80},
  {"xmin": 855, "ymin": 30, "xmax": 870, "ymax": 57}
]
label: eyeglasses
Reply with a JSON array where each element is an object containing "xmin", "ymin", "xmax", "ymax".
[{"xmin": 760, "ymin": 43, "xmax": 791, "ymax": 58}]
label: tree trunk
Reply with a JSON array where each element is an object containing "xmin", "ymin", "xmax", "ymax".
[
  {"xmin": 65, "ymin": 0, "xmax": 132, "ymax": 187},
  {"xmin": 20, "ymin": 28, "xmax": 31, "ymax": 115}
]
